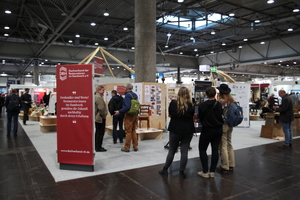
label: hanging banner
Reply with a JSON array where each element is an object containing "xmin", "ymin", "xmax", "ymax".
[
  {"xmin": 56, "ymin": 64, "xmax": 94, "ymax": 171},
  {"xmin": 94, "ymin": 57, "xmax": 104, "ymax": 75},
  {"xmin": 228, "ymin": 83, "xmax": 250, "ymax": 128}
]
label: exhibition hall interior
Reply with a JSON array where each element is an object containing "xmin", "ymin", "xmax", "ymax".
[{"xmin": 1, "ymin": 0, "xmax": 300, "ymax": 199}]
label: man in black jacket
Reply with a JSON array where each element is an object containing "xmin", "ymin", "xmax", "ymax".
[
  {"xmin": 108, "ymin": 90, "xmax": 124, "ymax": 144},
  {"xmin": 5, "ymin": 89, "xmax": 22, "ymax": 137},
  {"xmin": 274, "ymin": 89, "xmax": 294, "ymax": 149},
  {"xmin": 21, "ymin": 88, "xmax": 32, "ymax": 125}
]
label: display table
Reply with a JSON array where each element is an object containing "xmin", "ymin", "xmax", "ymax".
[
  {"xmin": 260, "ymin": 113, "xmax": 300, "ymax": 139},
  {"xmin": 29, "ymin": 115, "xmax": 40, "ymax": 121},
  {"xmin": 39, "ymin": 116, "xmax": 57, "ymax": 133},
  {"xmin": 105, "ymin": 125, "xmax": 123, "ymax": 136},
  {"xmin": 250, "ymin": 115, "xmax": 260, "ymax": 121},
  {"xmin": 136, "ymin": 128, "xmax": 163, "ymax": 141}
]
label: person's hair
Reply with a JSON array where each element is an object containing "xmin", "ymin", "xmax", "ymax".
[
  {"xmin": 96, "ymin": 85, "xmax": 104, "ymax": 91},
  {"xmin": 218, "ymin": 92, "xmax": 234, "ymax": 103},
  {"xmin": 111, "ymin": 90, "xmax": 117, "ymax": 95},
  {"xmin": 11, "ymin": 89, "xmax": 18, "ymax": 94},
  {"xmin": 124, "ymin": 83, "xmax": 133, "ymax": 90},
  {"xmin": 206, "ymin": 87, "xmax": 216, "ymax": 98},
  {"xmin": 279, "ymin": 89, "xmax": 286, "ymax": 94},
  {"xmin": 25, "ymin": 88, "xmax": 29, "ymax": 91},
  {"xmin": 176, "ymin": 87, "xmax": 192, "ymax": 116}
]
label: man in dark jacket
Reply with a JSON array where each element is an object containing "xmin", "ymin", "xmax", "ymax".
[
  {"xmin": 21, "ymin": 88, "xmax": 32, "ymax": 125},
  {"xmin": 114, "ymin": 83, "xmax": 139, "ymax": 152},
  {"xmin": 5, "ymin": 89, "xmax": 22, "ymax": 137},
  {"xmin": 108, "ymin": 90, "xmax": 124, "ymax": 144},
  {"xmin": 274, "ymin": 89, "xmax": 294, "ymax": 149}
]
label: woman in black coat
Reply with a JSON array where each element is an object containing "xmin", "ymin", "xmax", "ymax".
[{"xmin": 159, "ymin": 87, "xmax": 195, "ymax": 179}]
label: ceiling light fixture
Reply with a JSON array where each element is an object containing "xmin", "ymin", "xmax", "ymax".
[
  {"xmin": 95, "ymin": 42, "xmax": 99, "ymax": 45},
  {"xmin": 267, "ymin": 0, "xmax": 274, "ymax": 4},
  {"xmin": 254, "ymin": 19, "xmax": 260, "ymax": 23},
  {"xmin": 131, "ymin": 47, "xmax": 135, "ymax": 50},
  {"xmin": 75, "ymin": 34, "xmax": 80, "ymax": 38},
  {"xmin": 103, "ymin": 9, "xmax": 109, "ymax": 16},
  {"xmin": 196, "ymin": 54, "xmax": 199, "ymax": 57},
  {"xmin": 210, "ymin": 51, "xmax": 214, "ymax": 54},
  {"xmin": 104, "ymin": 37, "xmax": 108, "ymax": 40},
  {"xmin": 243, "ymin": 38, "xmax": 248, "ymax": 41},
  {"xmin": 123, "ymin": 26, "xmax": 128, "ymax": 31},
  {"xmin": 287, "ymin": 26, "xmax": 293, "ymax": 31},
  {"xmin": 190, "ymin": 36, "xmax": 194, "ymax": 40},
  {"xmin": 229, "ymin": 13, "xmax": 235, "ymax": 17},
  {"xmin": 239, "ymin": 45, "xmax": 243, "ymax": 48},
  {"xmin": 178, "ymin": 0, "xmax": 184, "ymax": 2},
  {"xmin": 211, "ymin": 30, "xmax": 216, "ymax": 35},
  {"xmin": 4, "ymin": 33, "xmax": 9, "ymax": 37},
  {"xmin": 194, "ymin": 49, "xmax": 198, "ymax": 51},
  {"xmin": 90, "ymin": 22, "xmax": 96, "ymax": 26},
  {"xmin": 68, "ymin": 40, "xmax": 73, "ymax": 43},
  {"xmin": 222, "ymin": 42, "xmax": 226, "ymax": 46},
  {"xmin": 293, "ymin": 8, "xmax": 299, "ymax": 12},
  {"xmin": 167, "ymin": 33, "xmax": 171, "ymax": 37},
  {"xmin": 2, "ymin": 60, "xmax": 5, "ymax": 64},
  {"xmin": 260, "ymin": 41, "xmax": 265, "ymax": 44},
  {"xmin": 4, "ymin": 26, "xmax": 10, "ymax": 29},
  {"xmin": 5, "ymin": 10, "xmax": 11, "ymax": 14},
  {"xmin": 180, "ymin": 52, "xmax": 183, "ymax": 54},
  {"xmin": 165, "ymin": 45, "xmax": 168, "ymax": 48}
]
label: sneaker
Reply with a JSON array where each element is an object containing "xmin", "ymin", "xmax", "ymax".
[
  {"xmin": 159, "ymin": 169, "xmax": 168, "ymax": 176},
  {"xmin": 229, "ymin": 167, "xmax": 234, "ymax": 171},
  {"xmin": 121, "ymin": 147, "xmax": 130, "ymax": 152},
  {"xmin": 133, "ymin": 148, "xmax": 138, "ymax": 152},
  {"xmin": 217, "ymin": 166, "xmax": 229, "ymax": 174},
  {"xmin": 209, "ymin": 172, "xmax": 215, "ymax": 178},
  {"xmin": 96, "ymin": 148, "xmax": 107, "ymax": 152},
  {"xmin": 197, "ymin": 171, "xmax": 209, "ymax": 178}
]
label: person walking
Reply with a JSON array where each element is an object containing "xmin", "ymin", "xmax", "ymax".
[
  {"xmin": 0, "ymin": 93, "xmax": 5, "ymax": 116},
  {"xmin": 95, "ymin": 85, "xmax": 108, "ymax": 152},
  {"xmin": 197, "ymin": 87, "xmax": 223, "ymax": 178},
  {"xmin": 21, "ymin": 88, "xmax": 32, "ymax": 125},
  {"xmin": 114, "ymin": 83, "xmax": 139, "ymax": 152},
  {"xmin": 217, "ymin": 84, "xmax": 235, "ymax": 174},
  {"xmin": 5, "ymin": 89, "xmax": 22, "ymax": 137},
  {"xmin": 274, "ymin": 89, "xmax": 294, "ymax": 149},
  {"xmin": 158, "ymin": 87, "xmax": 194, "ymax": 179},
  {"xmin": 108, "ymin": 90, "xmax": 124, "ymax": 144}
]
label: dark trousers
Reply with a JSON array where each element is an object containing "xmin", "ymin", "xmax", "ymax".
[
  {"xmin": 23, "ymin": 106, "xmax": 30, "ymax": 123},
  {"xmin": 112, "ymin": 114, "xmax": 124, "ymax": 142},
  {"xmin": 7, "ymin": 111, "xmax": 19, "ymax": 135},
  {"xmin": 199, "ymin": 126, "xmax": 222, "ymax": 173},
  {"xmin": 95, "ymin": 119, "xmax": 106, "ymax": 150},
  {"xmin": 163, "ymin": 132, "xmax": 193, "ymax": 172}
]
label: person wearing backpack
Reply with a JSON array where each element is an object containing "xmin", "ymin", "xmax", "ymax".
[
  {"xmin": 108, "ymin": 90, "xmax": 124, "ymax": 144},
  {"xmin": 21, "ymin": 88, "xmax": 32, "ymax": 125},
  {"xmin": 217, "ymin": 84, "xmax": 235, "ymax": 174},
  {"xmin": 5, "ymin": 89, "xmax": 22, "ymax": 137},
  {"xmin": 114, "ymin": 83, "xmax": 139, "ymax": 152}
]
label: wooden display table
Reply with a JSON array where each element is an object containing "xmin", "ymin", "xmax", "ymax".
[
  {"xmin": 105, "ymin": 125, "xmax": 124, "ymax": 136},
  {"xmin": 250, "ymin": 115, "xmax": 260, "ymax": 121},
  {"xmin": 29, "ymin": 115, "xmax": 40, "ymax": 121},
  {"xmin": 136, "ymin": 128, "xmax": 163, "ymax": 141},
  {"xmin": 39, "ymin": 116, "xmax": 57, "ymax": 133}
]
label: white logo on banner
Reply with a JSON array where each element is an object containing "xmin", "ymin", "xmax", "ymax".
[{"xmin": 59, "ymin": 67, "xmax": 67, "ymax": 81}]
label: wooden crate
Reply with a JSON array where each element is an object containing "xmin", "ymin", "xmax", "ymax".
[
  {"xmin": 39, "ymin": 116, "xmax": 57, "ymax": 133},
  {"xmin": 29, "ymin": 116, "xmax": 40, "ymax": 121}
]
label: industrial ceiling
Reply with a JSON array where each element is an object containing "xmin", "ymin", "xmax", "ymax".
[{"xmin": 0, "ymin": 0, "xmax": 299, "ymax": 80}]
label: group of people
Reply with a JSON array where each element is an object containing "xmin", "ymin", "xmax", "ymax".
[
  {"xmin": 159, "ymin": 84, "xmax": 235, "ymax": 179},
  {"xmin": 94, "ymin": 83, "xmax": 139, "ymax": 153}
]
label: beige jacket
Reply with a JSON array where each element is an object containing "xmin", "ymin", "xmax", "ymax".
[{"xmin": 95, "ymin": 94, "xmax": 107, "ymax": 123}]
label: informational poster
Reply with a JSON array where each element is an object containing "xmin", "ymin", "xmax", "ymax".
[
  {"xmin": 228, "ymin": 83, "xmax": 250, "ymax": 128},
  {"xmin": 94, "ymin": 57, "xmax": 104, "ymax": 75},
  {"xmin": 56, "ymin": 64, "xmax": 94, "ymax": 171}
]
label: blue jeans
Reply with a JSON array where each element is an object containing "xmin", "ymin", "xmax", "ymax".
[
  {"xmin": 7, "ymin": 111, "xmax": 19, "ymax": 135},
  {"xmin": 281, "ymin": 122, "xmax": 293, "ymax": 146},
  {"xmin": 112, "ymin": 114, "xmax": 124, "ymax": 142}
]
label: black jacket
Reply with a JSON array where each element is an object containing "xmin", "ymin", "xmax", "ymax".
[
  {"xmin": 168, "ymin": 100, "xmax": 195, "ymax": 134},
  {"xmin": 108, "ymin": 95, "xmax": 123, "ymax": 116},
  {"xmin": 21, "ymin": 93, "xmax": 32, "ymax": 108},
  {"xmin": 198, "ymin": 99, "xmax": 223, "ymax": 127},
  {"xmin": 5, "ymin": 94, "xmax": 22, "ymax": 113},
  {"xmin": 276, "ymin": 94, "xmax": 294, "ymax": 123}
]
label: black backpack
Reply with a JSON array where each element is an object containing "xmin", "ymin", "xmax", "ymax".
[{"xmin": 8, "ymin": 95, "xmax": 20, "ymax": 112}]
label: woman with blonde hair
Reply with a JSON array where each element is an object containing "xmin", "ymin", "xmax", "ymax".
[
  {"xmin": 159, "ymin": 87, "xmax": 195, "ymax": 179},
  {"xmin": 217, "ymin": 84, "xmax": 235, "ymax": 174}
]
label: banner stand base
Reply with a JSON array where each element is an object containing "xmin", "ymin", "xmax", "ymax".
[{"xmin": 60, "ymin": 163, "xmax": 94, "ymax": 172}]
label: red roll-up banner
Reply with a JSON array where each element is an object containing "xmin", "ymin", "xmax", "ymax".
[
  {"xmin": 94, "ymin": 57, "xmax": 104, "ymax": 75},
  {"xmin": 56, "ymin": 64, "xmax": 94, "ymax": 169}
]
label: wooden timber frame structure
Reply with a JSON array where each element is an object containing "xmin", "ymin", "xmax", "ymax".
[{"xmin": 78, "ymin": 47, "xmax": 135, "ymax": 77}]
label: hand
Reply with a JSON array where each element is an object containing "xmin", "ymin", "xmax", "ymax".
[{"xmin": 114, "ymin": 110, "xmax": 119, "ymax": 116}]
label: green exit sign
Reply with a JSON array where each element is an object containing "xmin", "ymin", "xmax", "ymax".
[{"xmin": 211, "ymin": 67, "xmax": 217, "ymax": 72}]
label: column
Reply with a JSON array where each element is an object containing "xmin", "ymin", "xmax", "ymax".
[
  {"xmin": 33, "ymin": 64, "xmax": 39, "ymax": 86},
  {"xmin": 134, "ymin": 0, "xmax": 156, "ymax": 82}
]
